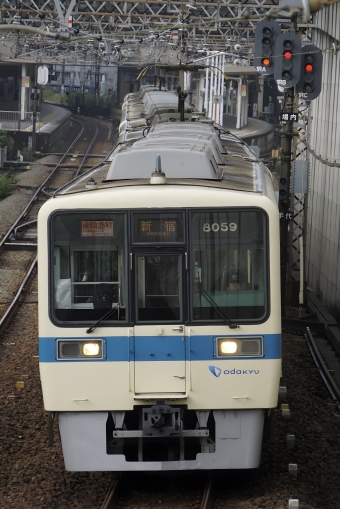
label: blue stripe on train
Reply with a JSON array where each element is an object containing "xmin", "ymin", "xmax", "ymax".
[{"xmin": 39, "ymin": 334, "xmax": 281, "ymax": 362}]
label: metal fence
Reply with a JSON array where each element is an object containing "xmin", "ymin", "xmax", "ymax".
[{"xmin": 0, "ymin": 111, "xmax": 34, "ymax": 131}]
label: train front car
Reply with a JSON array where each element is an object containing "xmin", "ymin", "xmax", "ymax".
[{"xmin": 38, "ymin": 119, "xmax": 281, "ymax": 472}]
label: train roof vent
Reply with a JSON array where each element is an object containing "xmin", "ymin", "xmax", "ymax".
[{"xmin": 105, "ymin": 143, "xmax": 222, "ymax": 181}]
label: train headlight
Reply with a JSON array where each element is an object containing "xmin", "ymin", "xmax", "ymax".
[
  {"xmin": 216, "ymin": 337, "xmax": 263, "ymax": 357},
  {"xmin": 220, "ymin": 340, "xmax": 238, "ymax": 354},
  {"xmin": 83, "ymin": 342, "xmax": 100, "ymax": 356},
  {"xmin": 57, "ymin": 339, "xmax": 103, "ymax": 360}
]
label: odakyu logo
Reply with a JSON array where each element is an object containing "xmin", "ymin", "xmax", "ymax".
[
  {"xmin": 209, "ymin": 365, "xmax": 259, "ymax": 377},
  {"xmin": 209, "ymin": 366, "xmax": 222, "ymax": 378}
]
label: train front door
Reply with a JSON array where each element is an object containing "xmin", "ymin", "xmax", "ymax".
[{"xmin": 133, "ymin": 251, "xmax": 186, "ymax": 396}]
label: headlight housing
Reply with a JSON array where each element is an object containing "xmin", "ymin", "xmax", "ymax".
[
  {"xmin": 216, "ymin": 337, "xmax": 263, "ymax": 357},
  {"xmin": 57, "ymin": 339, "xmax": 104, "ymax": 360}
]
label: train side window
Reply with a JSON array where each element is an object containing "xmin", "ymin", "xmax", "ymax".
[{"xmin": 51, "ymin": 212, "xmax": 127, "ymax": 324}]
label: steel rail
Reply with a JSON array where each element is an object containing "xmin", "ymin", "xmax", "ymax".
[
  {"xmin": 14, "ymin": 219, "xmax": 38, "ymax": 237},
  {"xmin": 75, "ymin": 118, "xmax": 100, "ymax": 177},
  {"xmin": 0, "ymin": 119, "xmax": 85, "ymax": 249},
  {"xmin": 100, "ymin": 478, "xmax": 119, "ymax": 509},
  {"xmin": 0, "ymin": 115, "xmax": 100, "ymax": 248},
  {"xmin": 200, "ymin": 475, "xmax": 213, "ymax": 509},
  {"xmin": 0, "ymin": 255, "xmax": 37, "ymax": 335},
  {"xmin": 0, "ymin": 116, "xmax": 100, "ymax": 339},
  {"xmin": 305, "ymin": 327, "xmax": 340, "ymax": 411}
]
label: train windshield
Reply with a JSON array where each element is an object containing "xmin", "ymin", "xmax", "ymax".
[
  {"xmin": 51, "ymin": 212, "xmax": 127, "ymax": 323},
  {"xmin": 49, "ymin": 208, "xmax": 267, "ymax": 325},
  {"xmin": 190, "ymin": 210, "xmax": 267, "ymax": 321}
]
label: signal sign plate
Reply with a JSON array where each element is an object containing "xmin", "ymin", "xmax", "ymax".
[
  {"xmin": 279, "ymin": 113, "xmax": 298, "ymax": 122},
  {"xmin": 37, "ymin": 65, "xmax": 49, "ymax": 85}
]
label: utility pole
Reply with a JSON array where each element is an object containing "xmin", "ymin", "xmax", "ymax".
[
  {"xmin": 31, "ymin": 83, "xmax": 39, "ymax": 155},
  {"xmin": 17, "ymin": 89, "xmax": 21, "ymax": 131}
]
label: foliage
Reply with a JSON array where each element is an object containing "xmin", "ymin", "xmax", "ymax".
[
  {"xmin": 0, "ymin": 130, "xmax": 14, "ymax": 149},
  {"xmin": 21, "ymin": 145, "xmax": 34, "ymax": 161},
  {"xmin": 0, "ymin": 172, "xmax": 18, "ymax": 200},
  {"xmin": 42, "ymin": 89, "xmax": 69, "ymax": 105},
  {"xmin": 42, "ymin": 88, "xmax": 112, "ymax": 109}
]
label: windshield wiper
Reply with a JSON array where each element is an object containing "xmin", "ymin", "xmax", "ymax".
[
  {"xmin": 86, "ymin": 303, "xmax": 121, "ymax": 334},
  {"xmin": 198, "ymin": 287, "xmax": 239, "ymax": 329}
]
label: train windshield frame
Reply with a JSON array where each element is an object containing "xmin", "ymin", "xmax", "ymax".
[{"xmin": 49, "ymin": 208, "xmax": 269, "ymax": 326}]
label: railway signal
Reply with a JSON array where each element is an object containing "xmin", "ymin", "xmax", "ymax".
[
  {"xmin": 296, "ymin": 43, "xmax": 323, "ymax": 101},
  {"xmin": 274, "ymin": 32, "xmax": 302, "ymax": 88},
  {"xmin": 279, "ymin": 176, "xmax": 289, "ymax": 203},
  {"xmin": 254, "ymin": 19, "xmax": 281, "ymax": 75}
]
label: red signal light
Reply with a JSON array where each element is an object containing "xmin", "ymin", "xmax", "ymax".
[
  {"xmin": 283, "ymin": 50, "xmax": 292, "ymax": 59},
  {"xmin": 305, "ymin": 63, "xmax": 313, "ymax": 72}
]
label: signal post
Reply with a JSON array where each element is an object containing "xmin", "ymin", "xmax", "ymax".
[
  {"xmin": 274, "ymin": 31, "xmax": 302, "ymax": 315},
  {"xmin": 254, "ymin": 19, "xmax": 323, "ymax": 314},
  {"xmin": 278, "ymin": 89, "xmax": 295, "ymax": 316}
]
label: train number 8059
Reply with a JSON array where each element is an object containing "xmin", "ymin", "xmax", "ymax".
[{"xmin": 203, "ymin": 222, "xmax": 238, "ymax": 232}]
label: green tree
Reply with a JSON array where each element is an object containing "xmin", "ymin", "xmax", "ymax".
[
  {"xmin": 0, "ymin": 130, "xmax": 14, "ymax": 150},
  {"xmin": 0, "ymin": 173, "xmax": 18, "ymax": 200}
]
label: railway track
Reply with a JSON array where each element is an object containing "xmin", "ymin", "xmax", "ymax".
[
  {"xmin": 1, "ymin": 285, "xmax": 340, "ymax": 503},
  {"xmin": 100, "ymin": 478, "xmax": 120, "ymax": 509},
  {"xmin": 282, "ymin": 308, "xmax": 340, "ymax": 409},
  {"xmin": 0, "ymin": 116, "xmax": 107, "ymax": 336},
  {"xmin": 4, "ymin": 294, "xmax": 339, "ymax": 507},
  {"xmin": 305, "ymin": 326, "xmax": 340, "ymax": 410},
  {"xmin": 99, "ymin": 473, "xmax": 214, "ymax": 509},
  {"xmin": 1, "ymin": 117, "xmax": 99, "ymax": 246}
]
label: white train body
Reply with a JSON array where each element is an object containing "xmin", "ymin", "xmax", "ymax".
[{"xmin": 38, "ymin": 88, "xmax": 281, "ymax": 471}]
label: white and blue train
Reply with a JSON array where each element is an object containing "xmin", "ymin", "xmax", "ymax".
[{"xmin": 38, "ymin": 86, "xmax": 281, "ymax": 471}]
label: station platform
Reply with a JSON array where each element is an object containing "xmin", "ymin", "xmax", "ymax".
[
  {"xmin": 36, "ymin": 103, "xmax": 72, "ymax": 135},
  {"xmin": 35, "ymin": 107, "xmax": 274, "ymax": 157},
  {"xmin": 2, "ymin": 102, "xmax": 274, "ymax": 158},
  {"xmin": 0, "ymin": 102, "xmax": 73, "ymax": 155},
  {"xmin": 223, "ymin": 114, "xmax": 275, "ymax": 157},
  {"xmin": 0, "ymin": 102, "xmax": 71, "ymax": 132}
]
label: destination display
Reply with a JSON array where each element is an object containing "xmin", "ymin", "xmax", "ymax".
[
  {"xmin": 80, "ymin": 220, "xmax": 114, "ymax": 237},
  {"xmin": 133, "ymin": 213, "xmax": 184, "ymax": 243}
]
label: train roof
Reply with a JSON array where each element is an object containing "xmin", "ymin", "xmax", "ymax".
[
  {"xmin": 55, "ymin": 119, "xmax": 275, "ymax": 201},
  {"xmin": 123, "ymin": 91, "xmax": 193, "ymax": 121}
]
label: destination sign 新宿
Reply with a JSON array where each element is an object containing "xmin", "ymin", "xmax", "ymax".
[
  {"xmin": 138, "ymin": 219, "xmax": 179, "ymax": 238},
  {"xmin": 133, "ymin": 213, "xmax": 184, "ymax": 243}
]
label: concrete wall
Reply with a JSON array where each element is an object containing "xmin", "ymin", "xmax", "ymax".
[{"xmin": 305, "ymin": 3, "xmax": 340, "ymax": 310}]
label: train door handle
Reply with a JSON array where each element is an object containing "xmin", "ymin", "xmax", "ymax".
[
  {"xmin": 173, "ymin": 375, "xmax": 185, "ymax": 379},
  {"xmin": 172, "ymin": 326, "xmax": 183, "ymax": 332}
]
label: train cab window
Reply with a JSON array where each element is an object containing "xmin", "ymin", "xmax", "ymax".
[
  {"xmin": 51, "ymin": 213, "xmax": 127, "ymax": 324},
  {"xmin": 190, "ymin": 209, "xmax": 268, "ymax": 322},
  {"xmin": 136, "ymin": 254, "xmax": 182, "ymax": 322}
]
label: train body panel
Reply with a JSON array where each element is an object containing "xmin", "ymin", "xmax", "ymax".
[
  {"xmin": 39, "ymin": 336, "xmax": 281, "ymax": 410},
  {"xmin": 38, "ymin": 87, "xmax": 281, "ymax": 471},
  {"xmin": 58, "ymin": 409, "xmax": 264, "ymax": 471}
]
